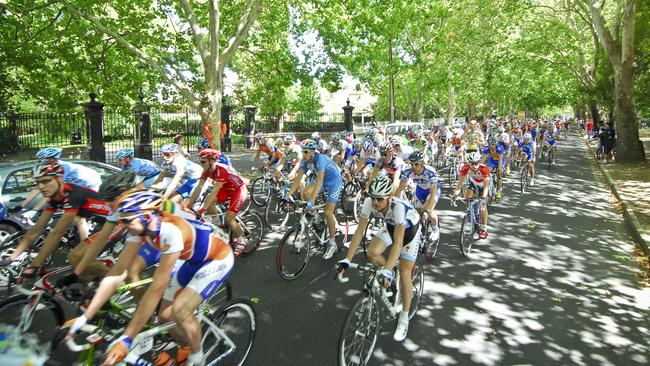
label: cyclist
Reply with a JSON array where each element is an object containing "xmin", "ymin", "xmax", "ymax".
[
  {"xmin": 449, "ymin": 128, "xmax": 466, "ymax": 162},
  {"xmin": 252, "ymin": 133, "xmax": 283, "ymax": 171},
  {"xmin": 337, "ymin": 175, "xmax": 420, "ymax": 341},
  {"xmin": 391, "ymin": 136, "xmax": 414, "ymax": 162},
  {"xmin": 482, "ymin": 136, "xmax": 504, "ymax": 201},
  {"xmin": 151, "ymin": 143, "xmax": 203, "ymax": 203},
  {"xmin": 0, "ymin": 164, "xmax": 110, "ymax": 276},
  {"xmin": 367, "ymin": 143, "xmax": 403, "ymax": 194},
  {"xmin": 16, "ymin": 147, "xmax": 103, "ymax": 211},
  {"xmin": 543, "ymin": 123, "xmax": 559, "ymax": 163},
  {"xmin": 114, "ymin": 148, "xmax": 161, "ymax": 188},
  {"xmin": 354, "ymin": 140, "xmax": 380, "ymax": 179},
  {"xmin": 465, "ymin": 120, "xmax": 485, "ymax": 152},
  {"xmin": 311, "ymin": 131, "xmax": 330, "ymax": 154},
  {"xmin": 98, "ymin": 191, "xmax": 234, "ymax": 366},
  {"xmin": 518, "ymin": 133, "xmax": 537, "ymax": 186},
  {"xmin": 395, "ymin": 151, "xmax": 440, "ymax": 241},
  {"xmin": 279, "ymin": 133, "xmax": 303, "ymax": 180},
  {"xmin": 330, "ymin": 133, "xmax": 352, "ymax": 166},
  {"xmin": 196, "ymin": 137, "xmax": 232, "ymax": 166},
  {"xmin": 188, "ymin": 149, "xmax": 249, "ymax": 256},
  {"xmin": 497, "ymin": 126, "xmax": 512, "ymax": 175},
  {"xmin": 287, "ymin": 139, "xmax": 343, "ymax": 260},
  {"xmin": 453, "ymin": 151, "xmax": 490, "ymax": 239}
]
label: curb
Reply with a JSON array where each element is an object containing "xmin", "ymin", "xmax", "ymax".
[{"xmin": 579, "ymin": 131, "xmax": 650, "ymax": 256}]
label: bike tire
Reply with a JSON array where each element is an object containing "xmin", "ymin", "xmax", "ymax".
[
  {"xmin": 409, "ymin": 264, "xmax": 424, "ymax": 320},
  {"xmin": 459, "ymin": 214, "xmax": 473, "ymax": 257},
  {"xmin": 263, "ymin": 195, "xmax": 281, "ymax": 230},
  {"xmin": 337, "ymin": 292, "xmax": 381, "ymax": 366},
  {"xmin": 276, "ymin": 225, "xmax": 312, "ymax": 280},
  {"xmin": 203, "ymin": 299, "xmax": 257, "ymax": 366},
  {"xmin": 422, "ymin": 222, "xmax": 440, "ymax": 263},
  {"xmin": 0, "ymin": 294, "xmax": 66, "ymax": 348},
  {"xmin": 353, "ymin": 190, "xmax": 365, "ymax": 223},
  {"xmin": 240, "ymin": 212, "xmax": 264, "ymax": 256},
  {"xmin": 250, "ymin": 177, "xmax": 271, "ymax": 206},
  {"xmin": 341, "ymin": 182, "xmax": 360, "ymax": 216},
  {"xmin": 520, "ymin": 166, "xmax": 528, "ymax": 193},
  {"xmin": 0, "ymin": 231, "xmax": 48, "ymax": 282}
]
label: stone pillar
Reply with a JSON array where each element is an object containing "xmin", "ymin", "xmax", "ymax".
[
  {"xmin": 133, "ymin": 94, "xmax": 153, "ymax": 160},
  {"xmin": 244, "ymin": 105, "xmax": 257, "ymax": 149},
  {"xmin": 343, "ymin": 98, "xmax": 354, "ymax": 132},
  {"xmin": 84, "ymin": 93, "xmax": 106, "ymax": 162},
  {"xmin": 221, "ymin": 100, "xmax": 232, "ymax": 152}
]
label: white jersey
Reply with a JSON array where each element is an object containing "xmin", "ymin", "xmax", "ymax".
[
  {"xmin": 398, "ymin": 145, "xmax": 415, "ymax": 161},
  {"xmin": 360, "ymin": 196, "xmax": 419, "ymax": 229},
  {"xmin": 330, "ymin": 139, "xmax": 349, "ymax": 158}
]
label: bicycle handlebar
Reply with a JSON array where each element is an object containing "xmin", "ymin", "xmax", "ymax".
[
  {"xmin": 336, "ymin": 262, "xmax": 375, "ymax": 283},
  {"xmin": 65, "ymin": 324, "xmax": 99, "ymax": 352}
]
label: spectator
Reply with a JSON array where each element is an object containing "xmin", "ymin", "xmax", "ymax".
[
  {"xmin": 173, "ymin": 134, "xmax": 191, "ymax": 159},
  {"xmin": 586, "ymin": 119, "xmax": 593, "ymax": 138},
  {"xmin": 605, "ymin": 123, "xmax": 616, "ymax": 163}
]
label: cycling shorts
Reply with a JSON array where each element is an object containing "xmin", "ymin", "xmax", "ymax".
[
  {"xmin": 413, "ymin": 186, "xmax": 440, "ymax": 208},
  {"xmin": 141, "ymin": 174, "xmax": 160, "ymax": 188},
  {"xmin": 486, "ymin": 159, "xmax": 500, "ymax": 170},
  {"xmin": 176, "ymin": 178, "xmax": 200, "ymax": 199},
  {"xmin": 374, "ymin": 225, "xmax": 420, "ymax": 263},
  {"xmin": 164, "ymin": 252, "xmax": 234, "ymax": 301},
  {"xmin": 138, "ymin": 242, "xmax": 161, "ymax": 267},
  {"xmin": 464, "ymin": 181, "xmax": 483, "ymax": 196},
  {"xmin": 216, "ymin": 185, "xmax": 249, "ymax": 214},
  {"xmin": 320, "ymin": 177, "xmax": 343, "ymax": 204}
]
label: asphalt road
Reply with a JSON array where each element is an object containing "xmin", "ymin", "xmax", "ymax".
[{"xmin": 38, "ymin": 134, "xmax": 650, "ymax": 365}]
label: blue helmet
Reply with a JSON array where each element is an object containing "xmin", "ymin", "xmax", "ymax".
[
  {"xmin": 36, "ymin": 147, "xmax": 62, "ymax": 160},
  {"xmin": 160, "ymin": 143, "xmax": 179, "ymax": 154},
  {"xmin": 115, "ymin": 189, "xmax": 163, "ymax": 215},
  {"xmin": 196, "ymin": 137, "xmax": 211, "ymax": 149},
  {"xmin": 115, "ymin": 148, "xmax": 135, "ymax": 159},
  {"xmin": 300, "ymin": 139, "xmax": 318, "ymax": 150}
]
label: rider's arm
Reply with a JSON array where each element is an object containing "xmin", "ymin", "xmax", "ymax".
[
  {"xmin": 200, "ymin": 181, "xmax": 224, "ymax": 212},
  {"xmin": 345, "ymin": 216, "xmax": 369, "ymax": 260},
  {"xmin": 31, "ymin": 211, "xmax": 76, "ymax": 267},
  {"xmin": 306, "ymin": 171, "xmax": 325, "ymax": 202},
  {"xmin": 289, "ymin": 159, "xmax": 302, "ymax": 179},
  {"xmin": 121, "ymin": 251, "xmax": 180, "ymax": 340},
  {"xmin": 151, "ymin": 169, "xmax": 167, "ymax": 186},
  {"xmin": 253, "ymin": 148, "xmax": 261, "ymax": 165},
  {"xmin": 366, "ymin": 167, "xmax": 380, "ymax": 188},
  {"xmin": 385, "ymin": 223, "xmax": 406, "ymax": 270},
  {"xmin": 162, "ymin": 168, "xmax": 185, "ymax": 200},
  {"xmin": 394, "ymin": 180, "xmax": 407, "ymax": 198},
  {"xmin": 355, "ymin": 157, "xmax": 367, "ymax": 174},
  {"xmin": 74, "ymin": 222, "xmax": 116, "ymax": 276},
  {"xmin": 9, "ymin": 210, "xmax": 53, "ymax": 260},
  {"xmin": 391, "ymin": 168, "xmax": 402, "ymax": 192},
  {"xmin": 453, "ymin": 175, "xmax": 466, "ymax": 196},
  {"xmin": 187, "ymin": 178, "xmax": 207, "ymax": 207},
  {"xmin": 481, "ymin": 177, "xmax": 489, "ymax": 199},
  {"xmin": 287, "ymin": 169, "xmax": 305, "ymax": 197}
]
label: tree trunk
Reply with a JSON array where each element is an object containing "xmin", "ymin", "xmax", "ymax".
[
  {"xmin": 613, "ymin": 65, "xmax": 645, "ymax": 162},
  {"xmin": 446, "ymin": 84, "xmax": 456, "ymax": 126},
  {"xmin": 589, "ymin": 102, "xmax": 600, "ymax": 127}
]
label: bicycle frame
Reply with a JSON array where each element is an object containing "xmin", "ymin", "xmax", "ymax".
[{"xmin": 337, "ymin": 263, "xmax": 404, "ymax": 320}]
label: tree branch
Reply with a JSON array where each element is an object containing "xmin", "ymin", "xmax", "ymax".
[
  {"xmin": 14, "ymin": 7, "xmax": 64, "ymax": 50},
  {"xmin": 220, "ymin": 0, "xmax": 263, "ymax": 69},
  {"xmin": 584, "ymin": 0, "xmax": 621, "ymax": 67},
  {"xmin": 207, "ymin": 0, "xmax": 220, "ymax": 85},
  {"xmin": 180, "ymin": 0, "xmax": 208, "ymax": 68}
]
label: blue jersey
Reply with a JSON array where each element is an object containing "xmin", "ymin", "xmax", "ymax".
[
  {"xmin": 124, "ymin": 158, "xmax": 161, "ymax": 178},
  {"xmin": 520, "ymin": 141, "xmax": 535, "ymax": 154},
  {"xmin": 218, "ymin": 154, "xmax": 232, "ymax": 167},
  {"xmin": 300, "ymin": 152, "xmax": 341, "ymax": 184},
  {"xmin": 400, "ymin": 165, "xmax": 439, "ymax": 191},
  {"xmin": 60, "ymin": 161, "xmax": 102, "ymax": 190}
]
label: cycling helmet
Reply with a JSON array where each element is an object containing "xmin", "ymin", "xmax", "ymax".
[
  {"xmin": 115, "ymin": 148, "xmax": 135, "ymax": 159},
  {"xmin": 36, "ymin": 163, "xmax": 64, "ymax": 178},
  {"xmin": 379, "ymin": 142, "xmax": 393, "ymax": 155},
  {"xmin": 331, "ymin": 133, "xmax": 340, "ymax": 142},
  {"xmin": 369, "ymin": 176, "xmax": 393, "ymax": 198},
  {"xmin": 373, "ymin": 133, "xmax": 385, "ymax": 146},
  {"xmin": 412, "ymin": 129, "xmax": 423, "ymax": 138},
  {"xmin": 498, "ymin": 126, "xmax": 505, "ymax": 133},
  {"xmin": 362, "ymin": 140, "xmax": 374, "ymax": 151},
  {"xmin": 301, "ymin": 139, "xmax": 318, "ymax": 150},
  {"xmin": 35, "ymin": 147, "xmax": 62, "ymax": 160},
  {"xmin": 353, "ymin": 138, "xmax": 363, "ymax": 147},
  {"xmin": 98, "ymin": 170, "xmax": 136, "ymax": 200},
  {"xmin": 160, "ymin": 143, "xmax": 179, "ymax": 154},
  {"xmin": 254, "ymin": 133, "xmax": 265, "ymax": 143},
  {"xmin": 468, "ymin": 151, "xmax": 482, "ymax": 163},
  {"xmin": 390, "ymin": 136, "xmax": 402, "ymax": 146},
  {"xmin": 198, "ymin": 148, "xmax": 221, "ymax": 160},
  {"xmin": 196, "ymin": 137, "xmax": 211, "ymax": 149},
  {"xmin": 311, "ymin": 132, "xmax": 320, "ymax": 139},
  {"xmin": 408, "ymin": 150, "xmax": 425, "ymax": 163},
  {"xmin": 115, "ymin": 189, "xmax": 164, "ymax": 214},
  {"xmin": 453, "ymin": 128, "xmax": 463, "ymax": 136},
  {"xmin": 284, "ymin": 134, "xmax": 296, "ymax": 143}
]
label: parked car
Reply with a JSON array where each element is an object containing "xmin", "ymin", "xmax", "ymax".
[
  {"xmin": 0, "ymin": 160, "xmax": 121, "ymax": 240},
  {"xmin": 385, "ymin": 122, "xmax": 425, "ymax": 136}
]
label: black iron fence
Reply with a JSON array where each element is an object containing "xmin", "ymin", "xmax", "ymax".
[{"xmin": 0, "ymin": 112, "xmax": 87, "ymax": 154}]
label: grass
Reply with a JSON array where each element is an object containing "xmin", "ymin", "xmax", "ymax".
[{"xmin": 640, "ymin": 128, "xmax": 650, "ymax": 139}]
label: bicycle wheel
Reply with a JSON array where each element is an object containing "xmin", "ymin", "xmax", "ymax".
[
  {"xmin": 276, "ymin": 225, "xmax": 312, "ymax": 280},
  {"xmin": 337, "ymin": 293, "xmax": 381, "ymax": 366},
  {"xmin": 250, "ymin": 177, "xmax": 271, "ymax": 206},
  {"xmin": 0, "ymin": 231, "xmax": 47, "ymax": 283},
  {"xmin": 422, "ymin": 222, "xmax": 440, "ymax": 263},
  {"xmin": 239, "ymin": 212, "xmax": 264, "ymax": 257},
  {"xmin": 408, "ymin": 264, "xmax": 424, "ymax": 320},
  {"xmin": 263, "ymin": 195, "xmax": 282, "ymax": 229},
  {"xmin": 200, "ymin": 280, "xmax": 234, "ymax": 317},
  {"xmin": 447, "ymin": 161, "xmax": 457, "ymax": 189},
  {"xmin": 334, "ymin": 209, "xmax": 350, "ymax": 251},
  {"xmin": 459, "ymin": 214, "xmax": 473, "ymax": 257},
  {"xmin": 520, "ymin": 165, "xmax": 529, "ymax": 193},
  {"xmin": 0, "ymin": 294, "xmax": 65, "ymax": 347},
  {"xmin": 341, "ymin": 182, "xmax": 360, "ymax": 215},
  {"xmin": 202, "ymin": 299, "xmax": 256, "ymax": 366}
]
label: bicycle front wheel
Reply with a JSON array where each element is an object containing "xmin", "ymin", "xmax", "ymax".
[
  {"xmin": 239, "ymin": 212, "xmax": 264, "ymax": 256},
  {"xmin": 337, "ymin": 293, "xmax": 381, "ymax": 366},
  {"xmin": 520, "ymin": 166, "xmax": 529, "ymax": 193},
  {"xmin": 422, "ymin": 222, "xmax": 440, "ymax": 263},
  {"xmin": 409, "ymin": 264, "xmax": 424, "ymax": 320},
  {"xmin": 202, "ymin": 299, "xmax": 256, "ymax": 366},
  {"xmin": 251, "ymin": 177, "xmax": 271, "ymax": 206},
  {"xmin": 459, "ymin": 214, "xmax": 473, "ymax": 257},
  {"xmin": 276, "ymin": 225, "xmax": 312, "ymax": 280},
  {"xmin": 0, "ymin": 294, "xmax": 65, "ymax": 348}
]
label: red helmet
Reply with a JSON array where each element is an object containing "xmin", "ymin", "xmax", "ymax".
[
  {"xmin": 36, "ymin": 163, "xmax": 64, "ymax": 178},
  {"xmin": 198, "ymin": 148, "xmax": 221, "ymax": 160}
]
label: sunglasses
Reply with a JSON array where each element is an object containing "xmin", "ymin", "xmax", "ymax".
[
  {"xmin": 371, "ymin": 197, "xmax": 386, "ymax": 202},
  {"xmin": 200, "ymin": 160, "xmax": 210, "ymax": 164},
  {"xmin": 380, "ymin": 153, "xmax": 390, "ymax": 157},
  {"xmin": 470, "ymin": 162, "xmax": 480, "ymax": 166},
  {"xmin": 411, "ymin": 162, "xmax": 422, "ymax": 166},
  {"xmin": 35, "ymin": 178, "xmax": 54, "ymax": 185},
  {"xmin": 283, "ymin": 142, "xmax": 292, "ymax": 146}
]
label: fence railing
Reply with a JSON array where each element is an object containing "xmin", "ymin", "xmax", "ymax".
[{"xmin": 0, "ymin": 112, "xmax": 87, "ymax": 154}]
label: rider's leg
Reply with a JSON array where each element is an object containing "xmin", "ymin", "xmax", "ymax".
[
  {"xmin": 324, "ymin": 202, "xmax": 337, "ymax": 240},
  {"xmin": 398, "ymin": 258, "xmax": 415, "ymax": 316},
  {"xmin": 366, "ymin": 236, "xmax": 388, "ymax": 267},
  {"xmin": 68, "ymin": 244, "xmax": 109, "ymax": 278}
]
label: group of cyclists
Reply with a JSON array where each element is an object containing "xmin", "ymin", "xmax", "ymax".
[{"xmin": 0, "ymin": 116, "xmax": 565, "ymax": 364}]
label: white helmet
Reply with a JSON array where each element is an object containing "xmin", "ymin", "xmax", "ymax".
[
  {"xmin": 468, "ymin": 151, "xmax": 482, "ymax": 163},
  {"xmin": 523, "ymin": 133, "xmax": 532, "ymax": 140},
  {"xmin": 369, "ymin": 176, "xmax": 393, "ymax": 198},
  {"xmin": 311, "ymin": 132, "xmax": 321, "ymax": 139}
]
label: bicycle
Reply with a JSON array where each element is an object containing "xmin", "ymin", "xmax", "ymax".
[
  {"xmin": 336, "ymin": 262, "xmax": 424, "ymax": 366},
  {"xmin": 65, "ymin": 296, "xmax": 253, "ymax": 366},
  {"xmin": 520, "ymin": 160, "xmax": 533, "ymax": 193},
  {"xmin": 340, "ymin": 173, "xmax": 367, "ymax": 221},
  {"xmin": 418, "ymin": 211, "xmax": 440, "ymax": 263},
  {"xmin": 452, "ymin": 197, "xmax": 485, "ymax": 257},
  {"xmin": 250, "ymin": 168, "xmax": 287, "ymax": 206},
  {"xmin": 276, "ymin": 200, "xmax": 349, "ymax": 280},
  {"xmin": 202, "ymin": 202, "xmax": 264, "ymax": 257},
  {"xmin": 446, "ymin": 154, "xmax": 459, "ymax": 189}
]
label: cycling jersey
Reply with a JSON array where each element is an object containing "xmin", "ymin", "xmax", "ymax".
[
  {"xmin": 545, "ymin": 131, "xmax": 558, "ymax": 146},
  {"xmin": 519, "ymin": 141, "xmax": 536, "ymax": 161},
  {"xmin": 360, "ymin": 149, "xmax": 380, "ymax": 167},
  {"xmin": 202, "ymin": 163, "xmax": 247, "ymax": 213},
  {"xmin": 483, "ymin": 145, "xmax": 505, "ymax": 170},
  {"xmin": 259, "ymin": 140, "xmax": 283, "ymax": 163},
  {"xmin": 374, "ymin": 155, "xmax": 404, "ymax": 176},
  {"xmin": 466, "ymin": 130, "xmax": 483, "ymax": 147},
  {"xmin": 218, "ymin": 154, "xmax": 232, "ymax": 167},
  {"xmin": 123, "ymin": 158, "xmax": 161, "ymax": 179},
  {"xmin": 396, "ymin": 145, "xmax": 414, "ymax": 161},
  {"xmin": 359, "ymin": 197, "xmax": 420, "ymax": 260},
  {"xmin": 330, "ymin": 139, "xmax": 350, "ymax": 158},
  {"xmin": 301, "ymin": 152, "xmax": 342, "ymax": 204},
  {"xmin": 59, "ymin": 161, "xmax": 102, "ymax": 191},
  {"xmin": 284, "ymin": 145, "xmax": 303, "ymax": 165},
  {"xmin": 316, "ymin": 139, "xmax": 330, "ymax": 154},
  {"xmin": 161, "ymin": 156, "xmax": 202, "ymax": 181},
  {"xmin": 400, "ymin": 165, "xmax": 440, "ymax": 208},
  {"xmin": 45, "ymin": 183, "xmax": 110, "ymax": 221},
  {"xmin": 459, "ymin": 164, "xmax": 490, "ymax": 186}
]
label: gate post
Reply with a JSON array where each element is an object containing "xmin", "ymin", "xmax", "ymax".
[
  {"xmin": 84, "ymin": 93, "xmax": 106, "ymax": 162},
  {"xmin": 244, "ymin": 105, "xmax": 257, "ymax": 149},
  {"xmin": 343, "ymin": 99, "xmax": 354, "ymax": 132},
  {"xmin": 133, "ymin": 94, "xmax": 153, "ymax": 160},
  {"xmin": 221, "ymin": 99, "xmax": 232, "ymax": 152},
  {"xmin": 8, "ymin": 112, "xmax": 19, "ymax": 153}
]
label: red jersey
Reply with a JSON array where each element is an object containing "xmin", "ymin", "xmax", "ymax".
[
  {"xmin": 459, "ymin": 164, "xmax": 490, "ymax": 185},
  {"xmin": 201, "ymin": 163, "xmax": 245, "ymax": 191}
]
